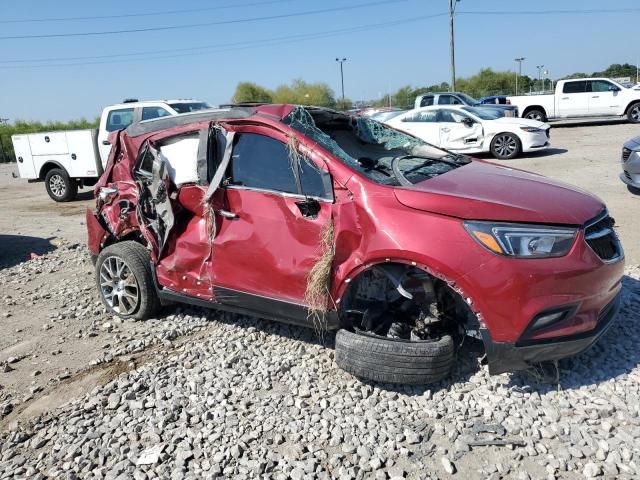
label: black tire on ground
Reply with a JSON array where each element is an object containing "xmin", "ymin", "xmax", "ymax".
[
  {"xmin": 524, "ymin": 109, "xmax": 547, "ymax": 122},
  {"xmin": 627, "ymin": 102, "xmax": 640, "ymax": 124},
  {"xmin": 44, "ymin": 168, "xmax": 78, "ymax": 202},
  {"xmin": 95, "ymin": 241, "xmax": 160, "ymax": 320},
  {"xmin": 490, "ymin": 132, "xmax": 522, "ymax": 160},
  {"xmin": 334, "ymin": 329, "xmax": 455, "ymax": 385}
]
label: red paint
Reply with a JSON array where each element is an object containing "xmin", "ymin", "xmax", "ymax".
[{"xmin": 87, "ymin": 104, "xmax": 625, "ymax": 352}]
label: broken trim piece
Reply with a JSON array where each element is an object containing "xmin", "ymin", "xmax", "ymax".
[{"xmin": 204, "ymin": 130, "xmax": 235, "ymax": 204}]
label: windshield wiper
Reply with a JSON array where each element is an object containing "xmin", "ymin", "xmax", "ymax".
[{"xmin": 442, "ymin": 153, "xmax": 471, "ymax": 165}]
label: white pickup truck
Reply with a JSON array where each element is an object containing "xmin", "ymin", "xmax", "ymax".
[
  {"xmin": 12, "ymin": 99, "xmax": 210, "ymax": 201},
  {"xmin": 508, "ymin": 78, "xmax": 640, "ymax": 124}
]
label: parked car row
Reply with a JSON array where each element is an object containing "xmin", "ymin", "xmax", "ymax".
[{"xmin": 414, "ymin": 91, "xmax": 519, "ymax": 117}]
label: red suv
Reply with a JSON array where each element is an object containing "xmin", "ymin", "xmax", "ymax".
[{"xmin": 87, "ymin": 104, "xmax": 624, "ymax": 384}]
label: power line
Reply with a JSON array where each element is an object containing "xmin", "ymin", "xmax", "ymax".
[
  {"xmin": 0, "ymin": 0, "xmax": 406, "ymax": 40},
  {"xmin": 0, "ymin": 0, "xmax": 297, "ymax": 24},
  {"xmin": 458, "ymin": 7, "xmax": 640, "ymax": 16},
  {"xmin": 0, "ymin": 13, "xmax": 447, "ymax": 69}
]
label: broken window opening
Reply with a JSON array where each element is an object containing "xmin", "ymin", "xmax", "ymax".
[{"xmin": 284, "ymin": 106, "xmax": 469, "ymax": 187}]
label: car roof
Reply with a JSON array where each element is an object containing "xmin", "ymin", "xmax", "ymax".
[
  {"xmin": 106, "ymin": 99, "xmax": 207, "ymax": 110},
  {"xmin": 124, "ymin": 104, "xmax": 326, "ymax": 137},
  {"xmin": 410, "ymin": 105, "xmax": 468, "ymax": 112},
  {"xmin": 125, "ymin": 108, "xmax": 251, "ymax": 137}
]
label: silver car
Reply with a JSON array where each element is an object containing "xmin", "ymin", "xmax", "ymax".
[{"xmin": 621, "ymin": 137, "xmax": 640, "ymax": 190}]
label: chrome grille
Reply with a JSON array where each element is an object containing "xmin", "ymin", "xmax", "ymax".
[
  {"xmin": 584, "ymin": 212, "xmax": 622, "ymax": 262},
  {"xmin": 622, "ymin": 147, "xmax": 632, "ymax": 162}
]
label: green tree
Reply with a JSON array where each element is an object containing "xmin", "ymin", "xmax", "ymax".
[
  {"xmin": 272, "ymin": 79, "xmax": 337, "ymax": 107},
  {"xmin": 232, "ymin": 82, "xmax": 273, "ymax": 103}
]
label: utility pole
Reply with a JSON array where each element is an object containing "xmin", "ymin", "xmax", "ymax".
[
  {"xmin": 335, "ymin": 58, "xmax": 347, "ymax": 109},
  {"xmin": 514, "ymin": 57, "xmax": 525, "ymax": 95},
  {"xmin": 448, "ymin": 0, "xmax": 459, "ymax": 91},
  {"xmin": 536, "ymin": 65, "xmax": 544, "ymax": 92}
]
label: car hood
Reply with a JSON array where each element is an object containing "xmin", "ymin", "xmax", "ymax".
[
  {"xmin": 393, "ymin": 160, "xmax": 604, "ymax": 224},
  {"xmin": 491, "ymin": 117, "xmax": 547, "ymax": 129},
  {"xmin": 472, "ymin": 103, "xmax": 517, "ymax": 110}
]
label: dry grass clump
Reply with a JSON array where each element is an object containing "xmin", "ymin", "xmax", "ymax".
[{"xmin": 305, "ymin": 219, "xmax": 335, "ymax": 337}]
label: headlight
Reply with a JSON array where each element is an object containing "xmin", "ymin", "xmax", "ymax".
[
  {"xmin": 464, "ymin": 221, "xmax": 578, "ymax": 258},
  {"xmin": 520, "ymin": 126, "xmax": 543, "ymax": 133}
]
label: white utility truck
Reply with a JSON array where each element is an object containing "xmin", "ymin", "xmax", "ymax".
[
  {"xmin": 508, "ymin": 78, "xmax": 640, "ymax": 124},
  {"xmin": 12, "ymin": 99, "xmax": 210, "ymax": 201}
]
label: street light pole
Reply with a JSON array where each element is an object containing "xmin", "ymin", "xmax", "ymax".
[
  {"xmin": 335, "ymin": 58, "xmax": 347, "ymax": 108},
  {"xmin": 514, "ymin": 57, "xmax": 525, "ymax": 95},
  {"xmin": 536, "ymin": 65, "xmax": 544, "ymax": 92},
  {"xmin": 448, "ymin": 0, "xmax": 459, "ymax": 91}
]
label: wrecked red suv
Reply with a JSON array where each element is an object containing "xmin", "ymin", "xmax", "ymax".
[{"xmin": 87, "ymin": 104, "xmax": 624, "ymax": 384}]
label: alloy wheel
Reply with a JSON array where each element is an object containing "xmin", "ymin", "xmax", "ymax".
[
  {"xmin": 494, "ymin": 135, "xmax": 518, "ymax": 158},
  {"xmin": 49, "ymin": 174, "xmax": 66, "ymax": 198},
  {"xmin": 631, "ymin": 105, "xmax": 640, "ymax": 122},
  {"xmin": 526, "ymin": 112, "xmax": 542, "ymax": 121},
  {"xmin": 99, "ymin": 256, "xmax": 140, "ymax": 315}
]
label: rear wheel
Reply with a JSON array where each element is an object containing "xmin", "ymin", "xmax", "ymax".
[
  {"xmin": 627, "ymin": 103, "xmax": 640, "ymax": 124},
  {"xmin": 335, "ymin": 329, "xmax": 455, "ymax": 385},
  {"xmin": 95, "ymin": 241, "xmax": 160, "ymax": 320},
  {"xmin": 524, "ymin": 109, "xmax": 546, "ymax": 122},
  {"xmin": 45, "ymin": 168, "xmax": 78, "ymax": 202},
  {"xmin": 490, "ymin": 133, "xmax": 522, "ymax": 159}
]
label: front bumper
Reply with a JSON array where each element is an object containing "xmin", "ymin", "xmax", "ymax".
[
  {"xmin": 522, "ymin": 130, "xmax": 551, "ymax": 151},
  {"xmin": 481, "ymin": 292, "xmax": 621, "ymax": 374},
  {"xmin": 620, "ymin": 145, "xmax": 640, "ymax": 188}
]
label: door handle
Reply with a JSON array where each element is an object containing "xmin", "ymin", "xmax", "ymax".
[
  {"xmin": 561, "ymin": 97, "xmax": 569, "ymax": 100},
  {"xmin": 295, "ymin": 198, "xmax": 320, "ymax": 218},
  {"xmin": 102, "ymin": 140, "xmax": 111, "ymax": 146},
  {"xmin": 217, "ymin": 209, "xmax": 238, "ymax": 219},
  {"xmin": 592, "ymin": 96, "xmax": 599, "ymax": 98},
  {"xmin": 441, "ymin": 127, "xmax": 450, "ymax": 133}
]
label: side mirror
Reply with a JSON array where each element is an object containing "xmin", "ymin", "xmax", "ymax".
[
  {"xmin": 608, "ymin": 85, "xmax": 620, "ymax": 92},
  {"xmin": 462, "ymin": 118, "xmax": 475, "ymax": 127}
]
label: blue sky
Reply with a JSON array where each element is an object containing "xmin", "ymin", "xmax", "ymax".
[{"xmin": 1, "ymin": 0, "xmax": 638, "ymax": 121}]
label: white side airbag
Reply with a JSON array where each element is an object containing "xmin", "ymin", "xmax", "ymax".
[{"xmin": 159, "ymin": 136, "xmax": 200, "ymax": 186}]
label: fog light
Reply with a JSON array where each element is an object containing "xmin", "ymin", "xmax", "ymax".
[{"xmin": 531, "ymin": 311, "xmax": 565, "ymax": 330}]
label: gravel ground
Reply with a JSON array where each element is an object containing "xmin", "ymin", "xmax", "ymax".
[
  {"xmin": 0, "ymin": 240, "xmax": 639, "ymax": 479},
  {"xmin": 1, "ymin": 122, "xmax": 640, "ymax": 479}
]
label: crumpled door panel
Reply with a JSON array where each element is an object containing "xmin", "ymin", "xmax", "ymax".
[
  {"xmin": 441, "ymin": 123, "xmax": 483, "ymax": 150},
  {"xmin": 155, "ymin": 184, "xmax": 214, "ymax": 300}
]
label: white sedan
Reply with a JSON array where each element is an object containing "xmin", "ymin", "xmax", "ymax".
[{"xmin": 385, "ymin": 105, "xmax": 550, "ymax": 159}]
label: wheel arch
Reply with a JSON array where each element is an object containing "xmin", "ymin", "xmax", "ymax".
[
  {"xmin": 333, "ymin": 255, "xmax": 484, "ymax": 330},
  {"xmin": 38, "ymin": 160, "xmax": 67, "ymax": 179},
  {"xmin": 522, "ymin": 105, "xmax": 547, "ymax": 117},
  {"xmin": 624, "ymin": 100, "xmax": 640, "ymax": 114}
]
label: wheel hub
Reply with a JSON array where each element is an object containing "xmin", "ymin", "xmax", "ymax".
[
  {"xmin": 49, "ymin": 175, "xmax": 66, "ymax": 197},
  {"xmin": 494, "ymin": 135, "xmax": 517, "ymax": 157},
  {"xmin": 99, "ymin": 256, "xmax": 139, "ymax": 315}
]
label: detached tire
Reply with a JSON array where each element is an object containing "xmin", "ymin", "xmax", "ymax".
[
  {"xmin": 95, "ymin": 241, "xmax": 160, "ymax": 320},
  {"xmin": 335, "ymin": 330, "xmax": 455, "ymax": 385},
  {"xmin": 45, "ymin": 168, "xmax": 78, "ymax": 202}
]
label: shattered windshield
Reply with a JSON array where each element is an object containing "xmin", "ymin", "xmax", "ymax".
[{"xmin": 284, "ymin": 107, "xmax": 468, "ymax": 186}]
